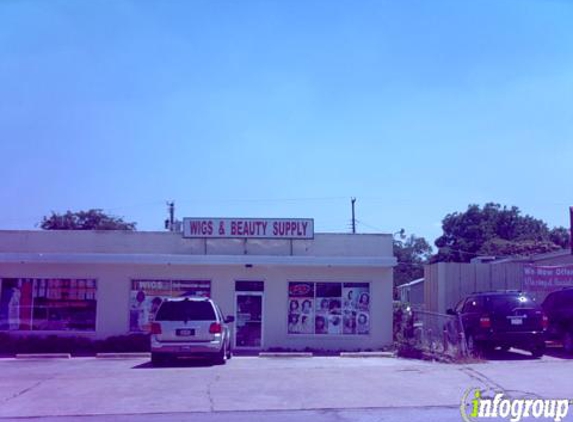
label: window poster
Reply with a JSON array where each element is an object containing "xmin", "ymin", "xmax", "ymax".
[
  {"xmin": 316, "ymin": 283, "xmax": 342, "ymax": 335},
  {"xmin": 0, "ymin": 278, "xmax": 97, "ymax": 331},
  {"xmin": 130, "ymin": 279, "xmax": 211, "ymax": 332},
  {"xmin": 342, "ymin": 283, "xmax": 370, "ymax": 335},
  {"xmin": 288, "ymin": 282, "xmax": 370, "ymax": 336},
  {"xmin": 287, "ymin": 282, "xmax": 314, "ymax": 334}
]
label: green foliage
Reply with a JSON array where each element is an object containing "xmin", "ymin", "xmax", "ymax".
[
  {"xmin": 394, "ymin": 233, "xmax": 433, "ymax": 286},
  {"xmin": 479, "ymin": 239, "xmax": 561, "ymax": 256},
  {"xmin": 40, "ymin": 209, "xmax": 136, "ymax": 230},
  {"xmin": 549, "ymin": 226, "xmax": 571, "ymax": 249},
  {"xmin": 432, "ymin": 203, "xmax": 569, "ymax": 262}
]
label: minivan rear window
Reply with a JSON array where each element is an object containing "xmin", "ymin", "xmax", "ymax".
[{"xmin": 155, "ymin": 301, "xmax": 216, "ymax": 321}]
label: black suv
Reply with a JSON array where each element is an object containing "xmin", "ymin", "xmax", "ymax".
[
  {"xmin": 541, "ymin": 288, "xmax": 573, "ymax": 354},
  {"xmin": 448, "ymin": 291, "xmax": 547, "ymax": 357}
]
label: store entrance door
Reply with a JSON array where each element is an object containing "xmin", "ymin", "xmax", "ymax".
[{"xmin": 234, "ymin": 281, "xmax": 264, "ymax": 349}]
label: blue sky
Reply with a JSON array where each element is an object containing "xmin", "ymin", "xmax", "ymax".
[{"xmin": 1, "ymin": 0, "xmax": 572, "ymax": 247}]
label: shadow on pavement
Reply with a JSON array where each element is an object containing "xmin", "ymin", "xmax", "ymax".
[
  {"xmin": 482, "ymin": 348, "xmax": 538, "ymax": 361},
  {"xmin": 544, "ymin": 346, "xmax": 573, "ymax": 360},
  {"xmin": 133, "ymin": 359, "xmax": 219, "ymax": 369}
]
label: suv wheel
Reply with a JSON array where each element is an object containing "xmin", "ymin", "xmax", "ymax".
[
  {"xmin": 563, "ymin": 331, "xmax": 573, "ymax": 354},
  {"xmin": 214, "ymin": 343, "xmax": 227, "ymax": 365},
  {"xmin": 530, "ymin": 342, "xmax": 545, "ymax": 359}
]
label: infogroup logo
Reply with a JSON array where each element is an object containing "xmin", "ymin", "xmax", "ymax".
[{"xmin": 460, "ymin": 388, "xmax": 572, "ymax": 422}]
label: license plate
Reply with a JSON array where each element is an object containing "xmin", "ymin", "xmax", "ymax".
[
  {"xmin": 510, "ymin": 318, "xmax": 523, "ymax": 325},
  {"xmin": 177, "ymin": 329, "xmax": 195, "ymax": 336}
]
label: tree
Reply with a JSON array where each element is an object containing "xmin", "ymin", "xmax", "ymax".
[
  {"xmin": 432, "ymin": 203, "xmax": 569, "ymax": 262},
  {"xmin": 549, "ymin": 226, "xmax": 571, "ymax": 249},
  {"xmin": 394, "ymin": 233, "xmax": 433, "ymax": 286},
  {"xmin": 40, "ymin": 209, "xmax": 136, "ymax": 231}
]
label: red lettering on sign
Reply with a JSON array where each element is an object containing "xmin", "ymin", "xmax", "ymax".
[{"xmin": 290, "ymin": 284, "xmax": 311, "ymax": 296}]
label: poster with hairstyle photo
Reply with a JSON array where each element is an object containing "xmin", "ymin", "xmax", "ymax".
[
  {"xmin": 289, "ymin": 300, "xmax": 314, "ymax": 334},
  {"xmin": 357, "ymin": 312, "xmax": 370, "ymax": 334},
  {"xmin": 288, "ymin": 299, "xmax": 302, "ymax": 334},
  {"xmin": 314, "ymin": 314, "xmax": 328, "ymax": 334},
  {"xmin": 343, "ymin": 310, "xmax": 357, "ymax": 334},
  {"xmin": 328, "ymin": 314, "xmax": 342, "ymax": 334}
]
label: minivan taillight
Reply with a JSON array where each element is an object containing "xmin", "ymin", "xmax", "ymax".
[
  {"xmin": 209, "ymin": 322, "xmax": 222, "ymax": 334},
  {"xmin": 150, "ymin": 322, "xmax": 162, "ymax": 334},
  {"xmin": 480, "ymin": 315, "xmax": 491, "ymax": 329},
  {"xmin": 542, "ymin": 314, "xmax": 549, "ymax": 329}
]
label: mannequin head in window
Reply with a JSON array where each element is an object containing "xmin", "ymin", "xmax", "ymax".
[{"xmin": 150, "ymin": 297, "xmax": 163, "ymax": 314}]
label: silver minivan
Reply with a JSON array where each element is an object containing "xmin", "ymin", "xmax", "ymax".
[{"xmin": 150, "ymin": 297, "xmax": 234, "ymax": 366}]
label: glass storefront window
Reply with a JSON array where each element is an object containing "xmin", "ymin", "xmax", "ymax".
[
  {"xmin": 0, "ymin": 278, "xmax": 97, "ymax": 331},
  {"xmin": 129, "ymin": 279, "xmax": 211, "ymax": 332},
  {"xmin": 288, "ymin": 282, "xmax": 370, "ymax": 335}
]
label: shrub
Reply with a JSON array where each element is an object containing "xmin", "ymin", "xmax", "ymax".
[{"xmin": 0, "ymin": 333, "xmax": 150, "ymax": 355}]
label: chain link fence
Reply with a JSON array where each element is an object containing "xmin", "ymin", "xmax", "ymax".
[{"xmin": 394, "ymin": 303, "xmax": 468, "ymax": 361}]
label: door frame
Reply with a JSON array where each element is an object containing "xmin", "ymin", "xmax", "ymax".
[{"xmin": 234, "ymin": 291, "xmax": 264, "ymax": 350}]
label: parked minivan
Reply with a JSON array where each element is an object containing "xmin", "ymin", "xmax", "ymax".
[{"xmin": 150, "ymin": 297, "xmax": 234, "ymax": 366}]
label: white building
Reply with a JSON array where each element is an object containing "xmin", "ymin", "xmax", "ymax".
[{"xmin": 0, "ymin": 222, "xmax": 396, "ymax": 352}]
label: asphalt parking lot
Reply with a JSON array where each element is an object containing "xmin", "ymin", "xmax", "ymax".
[{"xmin": 0, "ymin": 350, "xmax": 572, "ymax": 422}]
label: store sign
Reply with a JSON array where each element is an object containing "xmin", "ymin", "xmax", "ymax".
[
  {"xmin": 523, "ymin": 265, "xmax": 573, "ymax": 292},
  {"xmin": 182, "ymin": 218, "xmax": 314, "ymax": 239}
]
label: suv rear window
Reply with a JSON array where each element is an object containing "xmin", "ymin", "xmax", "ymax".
[
  {"xmin": 555, "ymin": 290, "xmax": 573, "ymax": 307},
  {"xmin": 155, "ymin": 301, "xmax": 216, "ymax": 321},
  {"xmin": 486, "ymin": 295, "xmax": 534, "ymax": 313}
]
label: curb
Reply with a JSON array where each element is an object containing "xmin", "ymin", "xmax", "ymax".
[
  {"xmin": 259, "ymin": 352, "xmax": 313, "ymax": 358},
  {"xmin": 96, "ymin": 353, "xmax": 151, "ymax": 359},
  {"xmin": 339, "ymin": 351, "xmax": 395, "ymax": 358},
  {"xmin": 15, "ymin": 353, "xmax": 71, "ymax": 359}
]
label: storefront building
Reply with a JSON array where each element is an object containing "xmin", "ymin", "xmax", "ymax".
[{"xmin": 0, "ymin": 219, "xmax": 396, "ymax": 351}]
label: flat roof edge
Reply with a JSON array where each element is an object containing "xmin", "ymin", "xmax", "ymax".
[{"xmin": 0, "ymin": 253, "xmax": 397, "ymax": 268}]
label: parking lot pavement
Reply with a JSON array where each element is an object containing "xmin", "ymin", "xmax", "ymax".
[{"xmin": 0, "ymin": 354, "xmax": 571, "ymax": 420}]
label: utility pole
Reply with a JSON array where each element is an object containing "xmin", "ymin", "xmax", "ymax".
[
  {"xmin": 570, "ymin": 206, "xmax": 573, "ymax": 255},
  {"xmin": 165, "ymin": 201, "xmax": 175, "ymax": 231},
  {"xmin": 351, "ymin": 197, "xmax": 356, "ymax": 234}
]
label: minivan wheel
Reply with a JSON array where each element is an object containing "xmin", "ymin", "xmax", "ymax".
[{"xmin": 563, "ymin": 331, "xmax": 573, "ymax": 354}]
